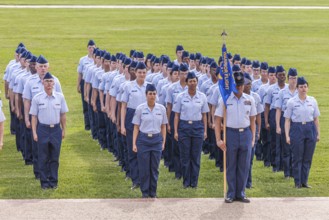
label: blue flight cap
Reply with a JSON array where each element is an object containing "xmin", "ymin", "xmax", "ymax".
[
  {"xmin": 201, "ymin": 57, "xmax": 206, "ymax": 64},
  {"xmin": 276, "ymin": 65, "xmax": 285, "ymax": 73},
  {"xmin": 195, "ymin": 52, "xmax": 202, "ymax": 60},
  {"xmin": 234, "ymin": 72, "xmax": 245, "ymax": 86},
  {"xmin": 288, "ymin": 68, "xmax": 298, "ymax": 77},
  {"xmin": 43, "ymin": 72, "xmax": 54, "ymax": 80},
  {"xmin": 132, "ymin": 51, "xmax": 138, "ymax": 58},
  {"xmin": 162, "ymin": 56, "xmax": 170, "ymax": 64},
  {"xmin": 95, "ymin": 50, "xmax": 102, "ymax": 57},
  {"xmin": 15, "ymin": 47, "xmax": 23, "ymax": 53},
  {"xmin": 233, "ymin": 54, "xmax": 241, "ymax": 62},
  {"xmin": 124, "ymin": 57, "xmax": 132, "ymax": 66},
  {"xmin": 146, "ymin": 53, "xmax": 153, "ymax": 60},
  {"xmin": 110, "ymin": 55, "xmax": 117, "ymax": 62},
  {"xmin": 206, "ymin": 57, "xmax": 213, "ymax": 65},
  {"xmin": 37, "ymin": 55, "xmax": 48, "ymax": 64},
  {"xmin": 210, "ymin": 61, "xmax": 218, "ymax": 69},
  {"xmin": 87, "ymin": 39, "xmax": 95, "ymax": 46},
  {"xmin": 103, "ymin": 52, "xmax": 111, "ymax": 61},
  {"xmin": 186, "ymin": 72, "xmax": 197, "ymax": 81},
  {"xmin": 136, "ymin": 52, "xmax": 144, "ymax": 59},
  {"xmin": 167, "ymin": 61, "xmax": 173, "ymax": 69},
  {"xmin": 268, "ymin": 66, "xmax": 276, "ymax": 74},
  {"xmin": 130, "ymin": 60, "xmax": 138, "ymax": 68},
  {"xmin": 130, "ymin": 49, "xmax": 136, "ymax": 57},
  {"xmin": 260, "ymin": 62, "xmax": 269, "ymax": 70},
  {"xmin": 172, "ymin": 64, "xmax": 179, "ymax": 72},
  {"xmin": 30, "ymin": 55, "xmax": 37, "ymax": 63},
  {"xmin": 24, "ymin": 51, "xmax": 32, "ymax": 60},
  {"xmin": 18, "ymin": 42, "xmax": 25, "ymax": 48},
  {"xmin": 146, "ymin": 84, "xmax": 156, "ymax": 93},
  {"xmin": 189, "ymin": 53, "xmax": 196, "ymax": 61},
  {"xmin": 252, "ymin": 60, "xmax": 260, "ymax": 69},
  {"xmin": 182, "ymin": 51, "xmax": 189, "ymax": 59},
  {"xmin": 18, "ymin": 47, "xmax": 27, "ymax": 54},
  {"xmin": 93, "ymin": 48, "xmax": 99, "ymax": 55},
  {"xmin": 245, "ymin": 59, "xmax": 252, "ymax": 66},
  {"xmin": 20, "ymin": 50, "xmax": 29, "ymax": 59},
  {"xmin": 136, "ymin": 62, "xmax": 146, "ymax": 70},
  {"xmin": 244, "ymin": 73, "xmax": 252, "ymax": 85},
  {"xmin": 176, "ymin": 44, "xmax": 184, "ymax": 52},
  {"xmin": 241, "ymin": 57, "xmax": 247, "ymax": 65},
  {"xmin": 232, "ymin": 64, "xmax": 241, "ymax": 72},
  {"xmin": 150, "ymin": 55, "xmax": 156, "ymax": 63},
  {"xmin": 179, "ymin": 63, "xmax": 189, "ymax": 72},
  {"xmin": 297, "ymin": 76, "xmax": 307, "ymax": 86},
  {"xmin": 153, "ymin": 57, "xmax": 160, "ymax": 64},
  {"xmin": 120, "ymin": 54, "xmax": 126, "ymax": 61},
  {"xmin": 115, "ymin": 52, "xmax": 122, "ymax": 60},
  {"xmin": 227, "ymin": 53, "xmax": 233, "ymax": 59}
]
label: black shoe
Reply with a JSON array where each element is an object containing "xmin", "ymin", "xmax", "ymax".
[
  {"xmin": 236, "ymin": 197, "xmax": 250, "ymax": 203},
  {"xmin": 142, "ymin": 194, "xmax": 149, "ymax": 198},
  {"xmin": 25, "ymin": 161, "xmax": 33, "ymax": 165},
  {"xmin": 246, "ymin": 185, "xmax": 252, "ymax": 189},
  {"xmin": 41, "ymin": 186, "xmax": 49, "ymax": 190},
  {"xmin": 150, "ymin": 195, "xmax": 157, "ymax": 198},
  {"xmin": 131, "ymin": 184, "xmax": 140, "ymax": 190},
  {"xmin": 175, "ymin": 176, "xmax": 181, "ymax": 180},
  {"xmin": 191, "ymin": 186, "xmax": 197, "ymax": 189},
  {"xmin": 302, "ymin": 183, "xmax": 312, "ymax": 188},
  {"xmin": 225, "ymin": 198, "xmax": 234, "ymax": 203},
  {"xmin": 51, "ymin": 185, "xmax": 58, "ymax": 189},
  {"xmin": 295, "ymin": 184, "xmax": 301, "ymax": 189}
]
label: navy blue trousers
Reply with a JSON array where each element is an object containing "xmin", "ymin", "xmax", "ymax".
[
  {"xmin": 278, "ymin": 113, "xmax": 292, "ymax": 177},
  {"xmin": 247, "ymin": 125, "xmax": 259, "ymax": 188},
  {"xmin": 9, "ymin": 102, "xmax": 16, "ymax": 134},
  {"xmin": 269, "ymin": 109, "xmax": 277, "ymax": 169},
  {"xmin": 137, "ymin": 132, "xmax": 162, "ymax": 197},
  {"xmin": 226, "ymin": 127, "xmax": 252, "ymax": 199},
  {"xmin": 170, "ymin": 112, "xmax": 182, "ymax": 179},
  {"xmin": 290, "ymin": 122, "xmax": 317, "ymax": 186},
  {"xmin": 178, "ymin": 120, "xmax": 204, "ymax": 188},
  {"xmin": 125, "ymin": 108, "xmax": 140, "ymax": 185},
  {"xmin": 24, "ymin": 127, "xmax": 33, "ymax": 163},
  {"xmin": 80, "ymin": 79, "xmax": 90, "ymax": 130},
  {"xmin": 261, "ymin": 113, "xmax": 271, "ymax": 166},
  {"xmin": 31, "ymin": 118, "xmax": 39, "ymax": 178},
  {"xmin": 37, "ymin": 123, "xmax": 62, "ymax": 188}
]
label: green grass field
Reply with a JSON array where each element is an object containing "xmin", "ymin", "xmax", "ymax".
[
  {"xmin": 0, "ymin": 0, "xmax": 329, "ymax": 6},
  {"xmin": 0, "ymin": 6, "xmax": 329, "ymax": 199}
]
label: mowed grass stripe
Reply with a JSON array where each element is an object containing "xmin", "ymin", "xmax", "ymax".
[
  {"xmin": 0, "ymin": 0, "xmax": 329, "ymax": 6},
  {"xmin": 0, "ymin": 9, "xmax": 328, "ymax": 199}
]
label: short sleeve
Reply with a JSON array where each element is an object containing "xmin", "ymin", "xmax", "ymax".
[
  {"xmin": 201, "ymin": 94, "xmax": 210, "ymax": 113},
  {"xmin": 284, "ymin": 99, "xmax": 293, "ymax": 119},
  {"xmin": 132, "ymin": 105, "xmax": 142, "ymax": 125},
  {"xmin": 249, "ymin": 96, "xmax": 257, "ymax": 117},
  {"xmin": 29, "ymin": 97, "xmax": 38, "ymax": 116},
  {"xmin": 172, "ymin": 93, "xmax": 182, "ymax": 113},
  {"xmin": 121, "ymin": 83, "xmax": 130, "ymax": 103},
  {"xmin": 214, "ymin": 98, "xmax": 224, "ymax": 117}
]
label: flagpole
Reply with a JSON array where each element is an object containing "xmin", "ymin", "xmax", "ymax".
[
  {"xmin": 221, "ymin": 30, "xmax": 228, "ymax": 199},
  {"xmin": 223, "ymin": 105, "xmax": 227, "ymax": 199}
]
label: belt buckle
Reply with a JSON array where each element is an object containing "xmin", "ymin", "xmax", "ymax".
[
  {"xmin": 50, "ymin": 125, "xmax": 55, "ymax": 128},
  {"xmin": 239, "ymin": 128, "xmax": 244, "ymax": 132},
  {"xmin": 147, "ymin": 133, "xmax": 153, "ymax": 138},
  {"xmin": 302, "ymin": 122, "xmax": 306, "ymax": 125},
  {"xmin": 188, "ymin": 120, "xmax": 193, "ymax": 124}
]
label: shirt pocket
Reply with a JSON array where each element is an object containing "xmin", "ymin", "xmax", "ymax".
[
  {"xmin": 53, "ymin": 103, "xmax": 62, "ymax": 110},
  {"xmin": 38, "ymin": 103, "xmax": 47, "ymax": 110}
]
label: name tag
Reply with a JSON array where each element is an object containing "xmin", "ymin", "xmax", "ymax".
[
  {"xmin": 132, "ymin": 90, "xmax": 137, "ymax": 92},
  {"xmin": 244, "ymin": 100, "xmax": 251, "ymax": 105}
]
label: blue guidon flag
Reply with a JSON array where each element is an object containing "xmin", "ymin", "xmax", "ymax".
[{"xmin": 218, "ymin": 44, "xmax": 237, "ymax": 107}]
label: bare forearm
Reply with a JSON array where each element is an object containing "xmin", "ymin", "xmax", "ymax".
[{"xmin": 214, "ymin": 116, "xmax": 222, "ymax": 141}]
